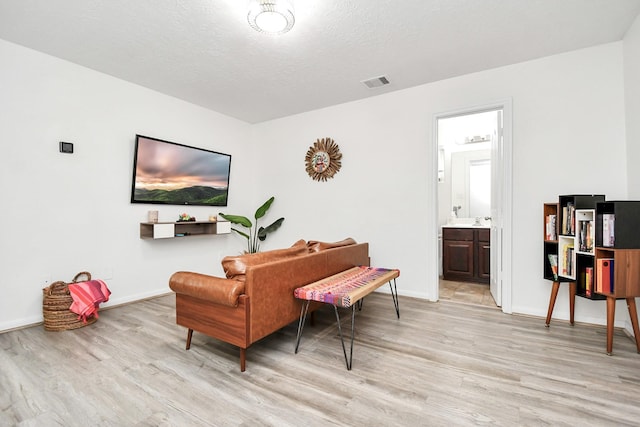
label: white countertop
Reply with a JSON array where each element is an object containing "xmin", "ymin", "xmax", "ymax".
[{"xmin": 441, "ymin": 224, "xmax": 490, "ymax": 229}]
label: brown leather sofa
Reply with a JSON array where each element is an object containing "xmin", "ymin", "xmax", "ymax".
[{"xmin": 169, "ymin": 239, "xmax": 369, "ymax": 371}]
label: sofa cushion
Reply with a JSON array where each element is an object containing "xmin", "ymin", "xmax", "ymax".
[
  {"xmin": 222, "ymin": 239, "xmax": 308, "ymax": 282},
  {"xmin": 307, "ymin": 237, "xmax": 357, "ymax": 253},
  {"xmin": 169, "ymin": 271, "xmax": 245, "ymax": 307}
]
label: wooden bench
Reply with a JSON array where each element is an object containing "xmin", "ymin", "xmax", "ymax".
[{"xmin": 293, "ymin": 266, "xmax": 400, "ymax": 370}]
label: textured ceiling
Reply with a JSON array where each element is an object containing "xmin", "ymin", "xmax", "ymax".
[{"xmin": 1, "ymin": 0, "xmax": 639, "ymax": 123}]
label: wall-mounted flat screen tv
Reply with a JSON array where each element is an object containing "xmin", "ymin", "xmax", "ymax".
[{"xmin": 130, "ymin": 134, "xmax": 231, "ymax": 206}]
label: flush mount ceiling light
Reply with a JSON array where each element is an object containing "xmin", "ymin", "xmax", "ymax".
[{"xmin": 248, "ymin": 0, "xmax": 295, "ymax": 35}]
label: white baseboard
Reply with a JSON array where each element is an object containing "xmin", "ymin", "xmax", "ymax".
[{"xmin": 0, "ymin": 288, "xmax": 173, "ymax": 334}]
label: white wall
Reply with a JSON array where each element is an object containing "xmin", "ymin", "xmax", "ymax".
[
  {"xmin": 0, "ymin": 39, "xmax": 254, "ymax": 331},
  {"xmin": 625, "ymin": 15, "xmax": 640, "ymax": 199},
  {"xmin": 253, "ymin": 42, "xmax": 629, "ymax": 326},
  {"xmin": 0, "ymin": 37, "xmax": 634, "ymax": 332}
]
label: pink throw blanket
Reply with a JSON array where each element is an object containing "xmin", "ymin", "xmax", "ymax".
[{"xmin": 68, "ymin": 280, "xmax": 111, "ymax": 323}]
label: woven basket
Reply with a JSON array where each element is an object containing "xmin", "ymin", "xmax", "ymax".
[{"xmin": 42, "ymin": 271, "xmax": 97, "ymax": 331}]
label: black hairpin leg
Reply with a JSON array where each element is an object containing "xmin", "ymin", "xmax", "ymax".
[
  {"xmin": 334, "ymin": 304, "xmax": 357, "ymax": 370},
  {"xmin": 295, "ymin": 300, "xmax": 311, "ymax": 353},
  {"xmin": 389, "ymin": 278, "xmax": 400, "ymax": 318}
]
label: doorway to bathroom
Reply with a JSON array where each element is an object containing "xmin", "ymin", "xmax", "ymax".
[{"xmin": 434, "ymin": 103, "xmax": 511, "ymax": 310}]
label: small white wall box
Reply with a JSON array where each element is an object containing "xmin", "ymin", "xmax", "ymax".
[
  {"xmin": 217, "ymin": 221, "xmax": 232, "ymax": 234},
  {"xmin": 153, "ymin": 223, "xmax": 175, "ymax": 239}
]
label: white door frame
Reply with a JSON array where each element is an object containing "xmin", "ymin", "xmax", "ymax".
[{"xmin": 430, "ymin": 99, "xmax": 513, "ymax": 314}]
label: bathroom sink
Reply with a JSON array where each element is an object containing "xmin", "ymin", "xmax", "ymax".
[
  {"xmin": 443, "ymin": 217, "xmax": 491, "ymax": 228},
  {"xmin": 442, "ymin": 223, "xmax": 490, "ymax": 228}
]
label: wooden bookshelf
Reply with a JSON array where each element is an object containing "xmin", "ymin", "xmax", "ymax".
[
  {"xmin": 545, "ymin": 196, "xmax": 640, "ymax": 355},
  {"xmin": 593, "ymin": 201, "xmax": 640, "ymax": 355},
  {"xmin": 544, "ymin": 195, "xmax": 605, "ymax": 327}
]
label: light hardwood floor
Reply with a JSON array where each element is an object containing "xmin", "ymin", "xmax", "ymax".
[{"xmin": 2, "ymin": 293, "xmax": 640, "ymax": 426}]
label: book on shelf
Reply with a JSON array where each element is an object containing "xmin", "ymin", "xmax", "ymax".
[
  {"xmin": 597, "ymin": 258, "xmax": 614, "ymax": 294},
  {"xmin": 585, "ymin": 266, "xmax": 593, "ymax": 297},
  {"xmin": 602, "ymin": 214, "xmax": 615, "ymax": 247},
  {"xmin": 562, "ymin": 203, "xmax": 575, "ymax": 235},
  {"xmin": 545, "ymin": 215, "xmax": 557, "ymax": 240},
  {"xmin": 547, "ymin": 254, "xmax": 558, "ymax": 281},
  {"xmin": 561, "ymin": 244, "xmax": 574, "ymax": 276},
  {"xmin": 578, "ymin": 220, "xmax": 593, "ymax": 252},
  {"xmin": 610, "ymin": 260, "xmax": 615, "ymax": 294}
]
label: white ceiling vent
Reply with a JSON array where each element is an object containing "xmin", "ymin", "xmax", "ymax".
[{"xmin": 362, "ymin": 75, "xmax": 390, "ymax": 89}]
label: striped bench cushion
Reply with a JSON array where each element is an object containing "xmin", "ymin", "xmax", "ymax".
[{"xmin": 294, "ymin": 266, "xmax": 400, "ymax": 308}]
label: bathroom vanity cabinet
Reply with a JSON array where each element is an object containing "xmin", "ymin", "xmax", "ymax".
[{"xmin": 442, "ymin": 226, "xmax": 490, "ymax": 284}]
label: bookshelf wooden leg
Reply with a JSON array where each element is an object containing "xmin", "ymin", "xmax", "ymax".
[
  {"xmin": 626, "ymin": 297, "xmax": 640, "ymax": 354},
  {"xmin": 545, "ymin": 281, "xmax": 560, "ymax": 327},
  {"xmin": 569, "ymin": 281, "xmax": 576, "ymax": 326},
  {"xmin": 186, "ymin": 328, "xmax": 193, "ymax": 350},
  {"xmin": 606, "ymin": 296, "xmax": 616, "ymax": 356}
]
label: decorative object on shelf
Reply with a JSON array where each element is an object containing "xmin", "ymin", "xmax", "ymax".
[
  {"xmin": 248, "ymin": 0, "xmax": 295, "ymax": 35},
  {"xmin": 219, "ymin": 196, "xmax": 284, "ymax": 253},
  {"xmin": 148, "ymin": 210, "xmax": 158, "ymax": 223},
  {"xmin": 304, "ymin": 137, "xmax": 342, "ymax": 182},
  {"xmin": 178, "ymin": 213, "xmax": 196, "ymax": 222},
  {"xmin": 208, "ymin": 215, "xmax": 217, "ymax": 222},
  {"xmin": 462, "ymin": 135, "xmax": 491, "ymax": 144}
]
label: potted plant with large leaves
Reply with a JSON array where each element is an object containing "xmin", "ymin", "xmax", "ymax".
[{"xmin": 219, "ymin": 196, "xmax": 284, "ymax": 253}]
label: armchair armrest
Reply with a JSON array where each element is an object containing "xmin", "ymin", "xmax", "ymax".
[{"xmin": 169, "ymin": 271, "xmax": 245, "ymax": 307}]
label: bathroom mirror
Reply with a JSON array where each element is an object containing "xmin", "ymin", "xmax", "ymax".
[
  {"xmin": 437, "ymin": 110, "xmax": 497, "ymax": 224},
  {"xmin": 450, "ymin": 149, "xmax": 491, "ymax": 219}
]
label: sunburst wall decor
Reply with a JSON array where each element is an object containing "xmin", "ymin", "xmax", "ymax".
[{"xmin": 304, "ymin": 137, "xmax": 342, "ymax": 182}]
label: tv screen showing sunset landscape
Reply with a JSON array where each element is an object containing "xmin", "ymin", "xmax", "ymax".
[{"xmin": 130, "ymin": 135, "xmax": 231, "ymax": 206}]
